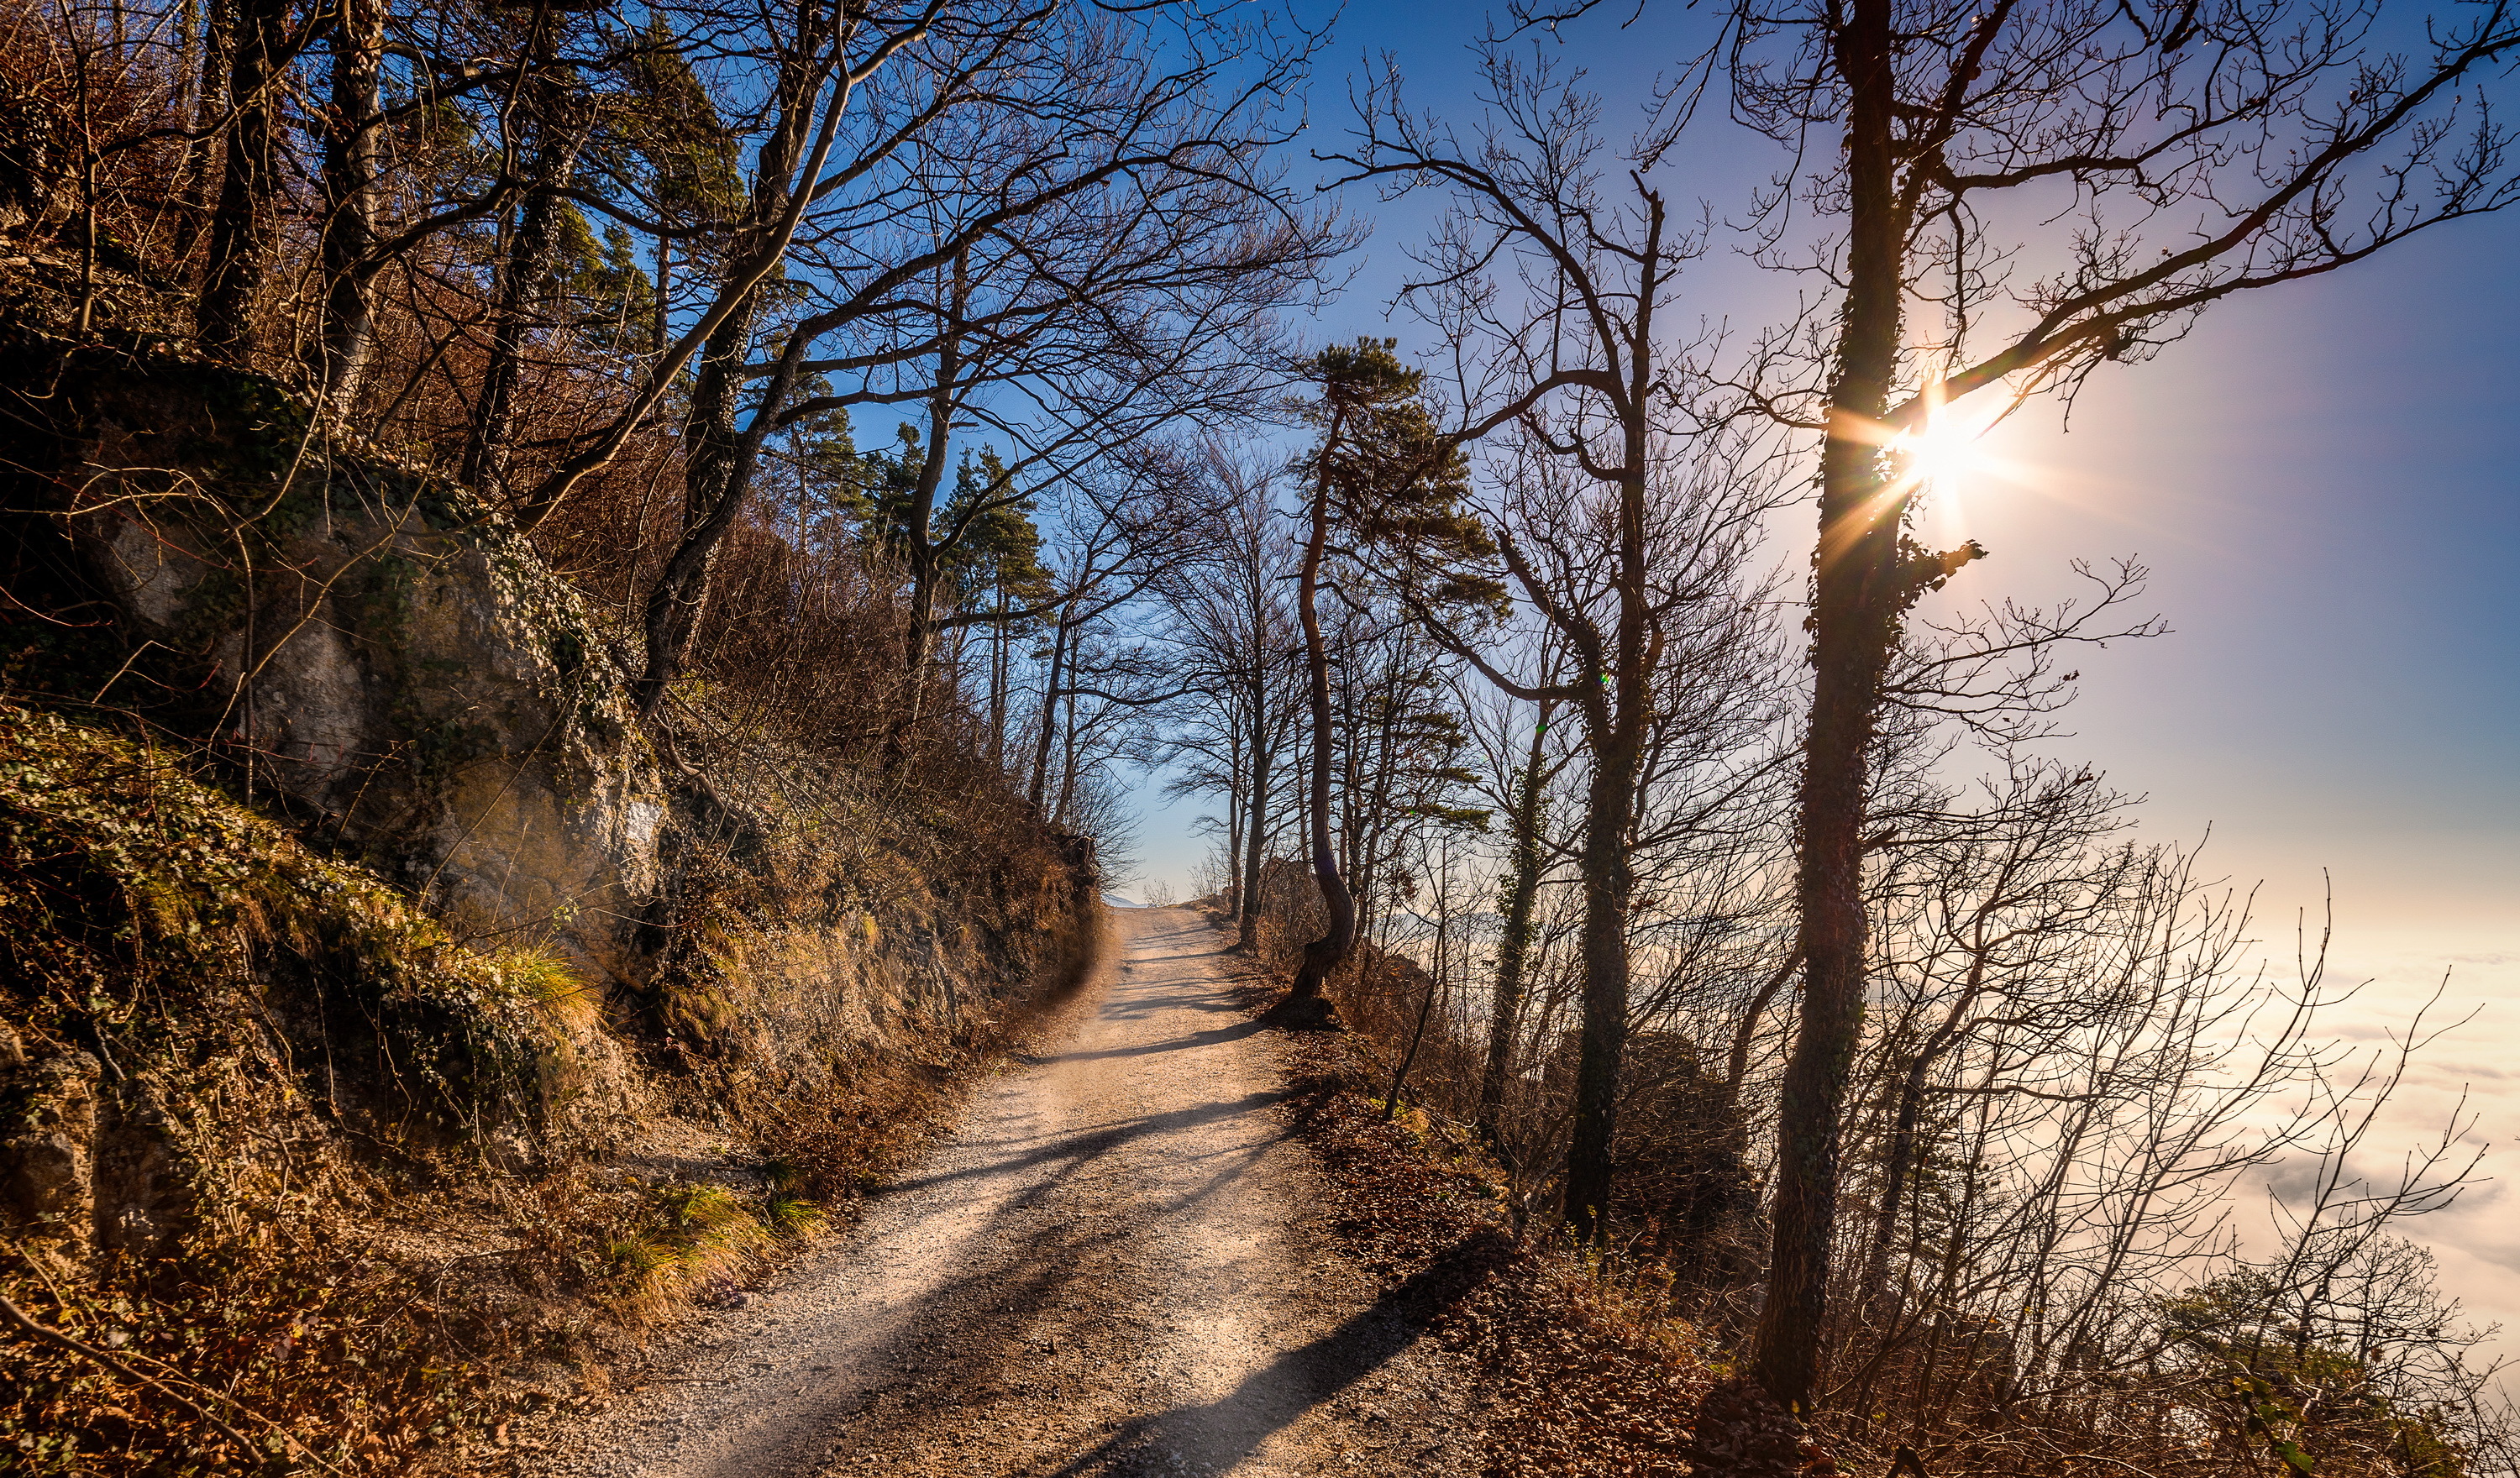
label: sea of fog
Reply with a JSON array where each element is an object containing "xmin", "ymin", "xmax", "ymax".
[{"xmin": 2316, "ymin": 930, "xmax": 2520, "ymax": 1370}]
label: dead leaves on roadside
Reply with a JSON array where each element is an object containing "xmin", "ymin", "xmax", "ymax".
[{"xmin": 1257, "ymin": 998, "xmax": 1712, "ymax": 1477}]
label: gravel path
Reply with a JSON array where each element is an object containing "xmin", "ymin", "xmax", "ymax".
[{"xmin": 540, "ymin": 906, "xmax": 1478, "ymax": 1478}]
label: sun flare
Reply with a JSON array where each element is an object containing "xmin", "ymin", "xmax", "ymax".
[{"xmin": 1889, "ymin": 414, "xmax": 1987, "ymax": 490}]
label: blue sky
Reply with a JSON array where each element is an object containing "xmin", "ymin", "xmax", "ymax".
[
  {"xmin": 1133, "ymin": 0, "xmax": 2520, "ymax": 966},
  {"xmin": 1926, "ymin": 213, "xmax": 2520, "ymax": 946}
]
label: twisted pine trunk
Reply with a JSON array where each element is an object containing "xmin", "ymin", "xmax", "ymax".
[{"xmin": 1288, "ymin": 408, "xmax": 1355, "ymax": 1004}]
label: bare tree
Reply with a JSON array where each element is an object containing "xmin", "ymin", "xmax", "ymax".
[
  {"xmin": 1663, "ymin": 0, "xmax": 2520, "ymax": 1412},
  {"xmin": 1502, "ymin": 0, "xmax": 2520, "ymax": 1412},
  {"xmin": 616, "ymin": 2, "xmax": 1336, "ymax": 718},
  {"xmin": 1325, "ymin": 51, "xmax": 1788, "ymax": 1240},
  {"xmin": 1150, "ymin": 444, "xmax": 1305, "ymax": 951},
  {"xmin": 1009, "ymin": 454, "xmax": 1213, "ymax": 811}
]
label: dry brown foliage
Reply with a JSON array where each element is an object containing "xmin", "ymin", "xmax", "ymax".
[{"xmin": 1217, "ymin": 933, "xmax": 1756, "ymax": 1478}]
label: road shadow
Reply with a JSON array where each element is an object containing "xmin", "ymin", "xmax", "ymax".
[
  {"xmin": 871, "ymin": 1088, "xmax": 1294, "ymax": 1198},
  {"xmin": 1088, "ymin": 990, "xmax": 1247, "ymax": 1021},
  {"xmin": 1037, "ymin": 1227, "xmax": 1518, "ymax": 1477},
  {"xmin": 1045, "ymin": 1017, "xmax": 1266, "ymax": 1063},
  {"xmin": 698, "ymin": 1196, "xmax": 1149, "ymax": 1478}
]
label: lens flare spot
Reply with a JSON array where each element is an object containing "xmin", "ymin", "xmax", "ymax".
[{"xmin": 1889, "ymin": 413, "xmax": 1987, "ymax": 490}]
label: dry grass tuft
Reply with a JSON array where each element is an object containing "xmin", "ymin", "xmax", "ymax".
[{"xmin": 485, "ymin": 946, "xmax": 604, "ymax": 1038}]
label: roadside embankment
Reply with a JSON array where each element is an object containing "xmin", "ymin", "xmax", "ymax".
[{"xmin": 0, "ymin": 336, "xmax": 1101, "ymax": 1474}]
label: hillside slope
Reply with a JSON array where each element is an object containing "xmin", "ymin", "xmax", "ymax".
[{"xmin": 0, "ymin": 317, "xmax": 1101, "ymax": 1473}]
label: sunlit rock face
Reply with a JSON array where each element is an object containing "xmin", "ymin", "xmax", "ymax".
[
  {"xmin": 71, "ymin": 432, "xmax": 669, "ymax": 993},
  {"xmin": 29, "ymin": 358, "xmax": 1098, "ymax": 1183}
]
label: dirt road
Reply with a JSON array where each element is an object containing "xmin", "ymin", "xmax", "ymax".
[{"xmin": 542, "ymin": 906, "xmax": 1478, "ymax": 1478}]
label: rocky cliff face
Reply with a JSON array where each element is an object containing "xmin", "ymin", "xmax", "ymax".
[
  {"xmin": 62, "ymin": 360, "xmax": 671, "ymax": 993},
  {"xmin": 0, "ymin": 343, "xmax": 1100, "ymax": 1259}
]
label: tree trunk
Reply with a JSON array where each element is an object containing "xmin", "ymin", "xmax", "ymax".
[
  {"xmin": 1720, "ymin": 949, "xmax": 1803, "ymax": 1152},
  {"xmin": 1054, "ymin": 680, "xmax": 1080, "ymax": 821},
  {"xmin": 651, "ymin": 237, "xmax": 671, "ymax": 357},
  {"xmin": 1562, "ymin": 725, "xmax": 1640, "ymax": 1244},
  {"xmin": 172, "ymin": 0, "xmax": 236, "ymax": 263},
  {"xmin": 1863, "ymin": 1051, "xmax": 1937, "ymax": 1323},
  {"xmin": 316, "ymin": 0, "xmax": 384, "ymax": 418},
  {"xmin": 1027, "ymin": 614, "xmax": 1070, "ymax": 810},
  {"xmin": 631, "ymin": 287, "xmax": 767, "ymax": 718},
  {"xmin": 620, "ymin": 17, "xmax": 843, "ymax": 719},
  {"xmin": 900, "ymin": 291, "xmax": 968, "ymax": 684},
  {"xmin": 987, "ymin": 585, "xmax": 1010, "ymax": 768},
  {"xmin": 463, "ymin": 28, "xmax": 587, "ymax": 497},
  {"xmin": 1383, "ymin": 908, "xmax": 1447, "ymax": 1119},
  {"xmin": 1237, "ymin": 705, "xmax": 1269, "ymax": 954},
  {"xmin": 904, "ymin": 539, "xmax": 940, "ymax": 671},
  {"xmin": 900, "ymin": 433, "xmax": 950, "ymax": 676},
  {"xmin": 1347, "ymin": 647, "xmax": 1401, "ymax": 946},
  {"xmin": 1289, "ymin": 430, "xmax": 1355, "ymax": 1004},
  {"xmin": 1751, "ymin": 0, "xmax": 1905, "ymax": 1415},
  {"xmin": 1862, "ymin": 966, "xmax": 1983, "ymax": 1318},
  {"xmin": 1236, "ymin": 554, "xmax": 1273, "ymax": 952},
  {"xmin": 1475, "ymin": 703, "xmax": 1551, "ymax": 1149},
  {"xmin": 1225, "ymin": 725, "xmax": 1246, "ymax": 910},
  {"xmin": 879, "ymin": 327, "xmax": 966, "ymax": 762},
  {"xmin": 196, "ymin": 0, "xmax": 289, "ymax": 361},
  {"xmin": 1556, "ymin": 190, "xmax": 1671, "ymax": 1246}
]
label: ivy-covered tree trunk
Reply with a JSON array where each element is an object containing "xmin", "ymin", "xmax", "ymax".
[
  {"xmin": 315, "ymin": 0, "xmax": 385, "ymax": 417},
  {"xmin": 1475, "ymin": 704, "xmax": 1551, "ymax": 1147},
  {"xmin": 1751, "ymin": 0, "xmax": 1904, "ymax": 1412}
]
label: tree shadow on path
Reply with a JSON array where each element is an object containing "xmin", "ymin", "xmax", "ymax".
[{"xmin": 1040, "ymin": 1226, "xmax": 1517, "ymax": 1477}]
